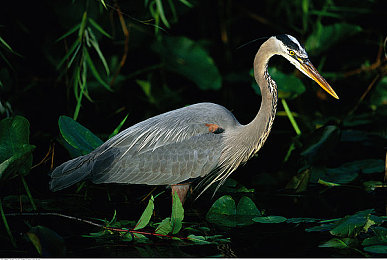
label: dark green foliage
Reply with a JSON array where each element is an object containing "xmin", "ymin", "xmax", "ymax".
[{"xmin": 0, "ymin": 0, "xmax": 385, "ymax": 257}]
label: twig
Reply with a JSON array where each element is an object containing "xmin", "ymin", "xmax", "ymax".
[
  {"xmin": 4, "ymin": 212, "xmax": 191, "ymax": 240},
  {"xmin": 31, "ymin": 142, "xmax": 55, "ymax": 170},
  {"xmin": 109, "ymin": 1, "xmax": 130, "ymax": 87}
]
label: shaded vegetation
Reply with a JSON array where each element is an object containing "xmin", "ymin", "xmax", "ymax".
[{"xmin": 0, "ymin": 0, "xmax": 386, "ymax": 257}]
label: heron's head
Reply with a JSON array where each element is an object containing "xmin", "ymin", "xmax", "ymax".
[{"xmin": 273, "ymin": 34, "xmax": 339, "ymax": 99}]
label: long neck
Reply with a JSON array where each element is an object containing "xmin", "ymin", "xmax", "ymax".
[
  {"xmin": 210, "ymin": 39, "xmax": 279, "ymax": 190},
  {"xmin": 244, "ymin": 39, "xmax": 278, "ymax": 154}
]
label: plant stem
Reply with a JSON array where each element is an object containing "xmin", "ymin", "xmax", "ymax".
[
  {"xmin": 0, "ymin": 199, "xmax": 17, "ymax": 247},
  {"xmin": 281, "ymin": 98, "xmax": 301, "ymax": 135},
  {"xmin": 20, "ymin": 175, "xmax": 37, "ymax": 211}
]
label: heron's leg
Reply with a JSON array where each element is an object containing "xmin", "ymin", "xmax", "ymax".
[{"xmin": 171, "ymin": 183, "xmax": 191, "ymax": 205}]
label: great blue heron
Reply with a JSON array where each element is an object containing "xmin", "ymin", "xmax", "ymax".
[{"xmin": 50, "ymin": 34, "xmax": 339, "ymax": 203}]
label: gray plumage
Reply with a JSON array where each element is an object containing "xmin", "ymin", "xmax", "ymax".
[{"xmin": 49, "ymin": 34, "xmax": 338, "ymax": 197}]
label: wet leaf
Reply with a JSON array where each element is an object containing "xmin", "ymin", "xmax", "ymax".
[
  {"xmin": 134, "ymin": 196, "xmax": 154, "ymax": 230},
  {"xmin": 152, "ymin": 36, "xmax": 222, "ymax": 90},
  {"xmin": 252, "ymin": 216, "xmax": 287, "ymax": 224},
  {"xmin": 58, "ymin": 115, "xmax": 103, "ymax": 156},
  {"xmin": 171, "ymin": 191, "xmax": 184, "ymax": 234}
]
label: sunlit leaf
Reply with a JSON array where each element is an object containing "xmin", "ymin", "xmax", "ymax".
[
  {"xmin": 134, "ymin": 196, "xmax": 154, "ymax": 230},
  {"xmin": 187, "ymin": 234, "xmax": 212, "ymax": 244},
  {"xmin": 58, "ymin": 115, "xmax": 103, "ymax": 156},
  {"xmin": 171, "ymin": 191, "xmax": 184, "ymax": 234},
  {"xmin": 153, "ymin": 36, "xmax": 222, "ymax": 90},
  {"xmin": 155, "ymin": 217, "xmax": 173, "ymax": 235},
  {"xmin": 252, "ymin": 216, "xmax": 287, "ymax": 224},
  {"xmin": 319, "ymin": 238, "xmax": 357, "ymax": 249},
  {"xmin": 108, "ymin": 114, "xmax": 129, "ymax": 139}
]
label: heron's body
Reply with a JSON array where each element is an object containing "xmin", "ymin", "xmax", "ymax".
[{"xmin": 50, "ymin": 35, "xmax": 338, "ymax": 200}]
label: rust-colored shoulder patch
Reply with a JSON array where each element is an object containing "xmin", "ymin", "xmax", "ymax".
[{"xmin": 205, "ymin": 123, "xmax": 225, "ymax": 134}]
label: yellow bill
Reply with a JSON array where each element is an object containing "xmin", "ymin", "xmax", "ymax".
[{"xmin": 300, "ymin": 60, "xmax": 339, "ymax": 99}]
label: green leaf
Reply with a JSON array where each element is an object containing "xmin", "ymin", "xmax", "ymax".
[
  {"xmin": 153, "ymin": 36, "xmax": 222, "ymax": 90},
  {"xmin": 305, "ymin": 23, "xmax": 362, "ymax": 55},
  {"xmin": 88, "ymin": 18, "xmax": 111, "ymax": 38},
  {"xmin": 206, "ymin": 196, "xmax": 262, "ymax": 227},
  {"xmin": 187, "ymin": 234, "xmax": 212, "ymax": 245},
  {"xmin": 84, "ymin": 48, "xmax": 112, "ymax": 91},
  {"xmin": 319, "ymin": 238, "xmax": 357, "ymax": 249},
  {"xmin": 363, "ymin": 245, "xmax": 387, "ymax": 254},
  {"xmin": 134, "ymin": 196, "xmax": 154, "ymax": 230},
  {"xmin": 155, "ymin": 217, "xmax": 173, "ymax": 235},
  {"xmin": 171, "ymin": 191, "xmax": 184, "ymax": 234},
  {"xmin": 286, "ymin": 218, "xmax": 321, "ymax": 224},
  {"xmin": 251, "ymin": 68, "xmax": 306, "ymax": 99},
  {"xmin": 252, "ymin": 216, "xmax": 287, "ymax": 224},
  {"xmin": 155, "ymin": 0, "xmax": 170, "ymax": 28},
  {"xmin": 108, "ymin": 114, "xmax": 129, "ymax": 139},
  {"xmin": 206, "ymin": 195, "xmax": 237, "ymax": 227},
  {"xmin": 56, "ymin": 24, "xmax": 81, "ymax": 42},
  {"xmin": 0, "ymin": 116, "xmax": 34, "ymax": 181},
  {"xmin": 56, "ymin": 39, "xmax": 81, "ymax": 69},
  {"xmin": 87, "ymin": 27, "xmax": 110, "ymax": 75},
  {"xmin": 58, "ymin": 115, "xmax": 103, "ymax": 156},
  {"xmin": 329, "ymin": 209, "xmax": 377, "ymax": 237}
]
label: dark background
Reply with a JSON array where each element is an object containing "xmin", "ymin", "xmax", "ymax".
[{"xmin": 0, "ymin": 0, "xmax": 386, "ymax": 257}]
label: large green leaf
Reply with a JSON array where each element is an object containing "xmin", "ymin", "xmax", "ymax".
[
  {"xmin": 206, "ymin": 195, "xmax": 261, "ymax": 227},
  {"xmin": 251, "ymin": 67, "xmax": 306, "ymax": 99},
  {"xmin": 252, "ymin": 216, "xmax": 287, "ymax": 224},
  {"xmin": 171, "ymin": 191, "xmax": 184, "ymax": 234},
  {"xmin": 58, "ymin": 116, "xmax": 103, "ymax": 156},
  {"xmin": 318, "ymin": 238, "xmax": 357, "ymax": 249},
  {"xmin": 305, "ymin": 23, "xmax": 362, "ymax": 55},
  {"xmin": 152, "ymin": 36, "xmax": 222, "ymax": 90},
  {"xmin": 134, "ymin": 196, "xmax": 154, "ymax": 230},
  {"xmin": 0, "ymin": 116, "xmax": 34, "ymax": 181}
]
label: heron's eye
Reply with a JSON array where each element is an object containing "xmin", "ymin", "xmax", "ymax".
[{"xmin": 289, "ymin": 50, "xmax": 295, "ymax": 56}]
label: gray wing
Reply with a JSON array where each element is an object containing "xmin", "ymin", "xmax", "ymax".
[
  {"xmin": 50, "ymin": 102, "xmax": 240, "ymax": 190},
  {"xmin": 91, "ymin": 133, "xmax": 223, "ymax": 185}
]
